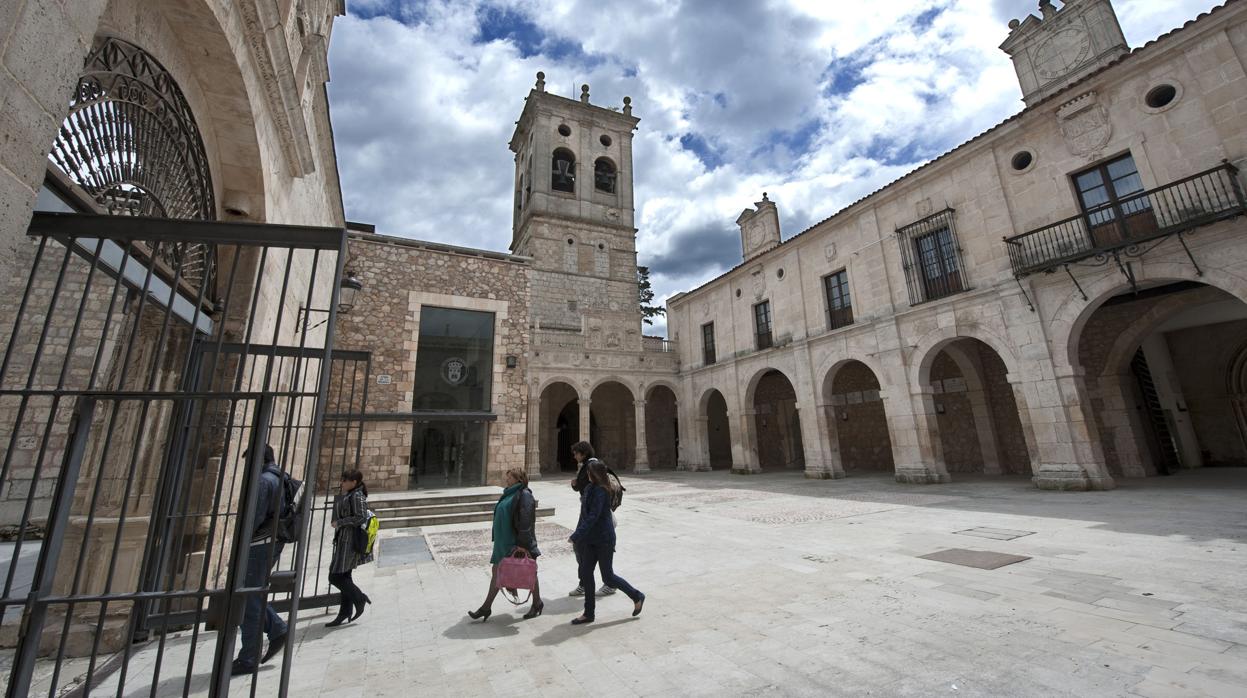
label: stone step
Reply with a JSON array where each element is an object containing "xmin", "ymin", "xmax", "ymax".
[
  {"xmin": 379, "ymin": 507, "xmax": 555, "ymax": 530},
  {"xmin": 367, "ymin": 493, "xmax": 499, "ymax": 508},
  {"xmin": 373, "ymin": 501, "xmax": 496, "ymax": 517}
]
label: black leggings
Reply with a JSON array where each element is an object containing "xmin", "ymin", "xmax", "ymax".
[{"xmin": 328, "ymin": 570, "xmax": 365, "ymax": 617}]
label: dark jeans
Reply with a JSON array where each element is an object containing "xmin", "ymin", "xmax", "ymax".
[
  {"xmin": 328, "ymin": 570, "xmax": 365, "ymax": 617},
  {"xmin": 576, "ymin": 542, "xmax": 642, "ymax": 620},
  {"xmin": 237, "ymin": 542, "xmax": 287, "ymax": 668}
]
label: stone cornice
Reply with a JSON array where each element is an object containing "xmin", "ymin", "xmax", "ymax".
[{"xmin": 238, "ymin": 0, "xmax": 317, "ymax": 177}]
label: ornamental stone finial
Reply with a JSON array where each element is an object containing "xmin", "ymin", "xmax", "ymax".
[
  {"xmin": 580, "ymin": 83, "xmax": 590, "ymax": 103},
  {"xmin": 623, "ymin": 96, "xmax": 632, "ymax": 116},
  {"xmin": 535, "ymin": 71, "xmax": 545, "ymax": 91},
  {"xmin": 1039, "ymin": 0, "xmax": 1057, "ymax": 19}
]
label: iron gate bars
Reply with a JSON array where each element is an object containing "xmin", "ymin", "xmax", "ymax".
[{"xmin": 0, "ymin": 210, "xmax": 348, "ymax": 698}]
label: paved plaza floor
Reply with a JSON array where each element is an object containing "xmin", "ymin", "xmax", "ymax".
[{"xmin": 36, "ymin": 467, "xmax": 1247, "ymax": 696}]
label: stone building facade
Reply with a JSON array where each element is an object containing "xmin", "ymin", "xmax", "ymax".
[
  {"xmin": 668, "ymin": 0, "xmax": 1247, "ymax": 490},
  {"xmin": 324, "ymin": 230, "xmax": 531, "ymax": 491}
]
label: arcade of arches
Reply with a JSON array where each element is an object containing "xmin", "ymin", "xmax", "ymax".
[
  {"xmin": 536, "ymin": 380, "xmax": 678, "ymax": 473},
  {"xmin": 676, "ymin": 281, "xmax": 1247, "ymax": 484}
]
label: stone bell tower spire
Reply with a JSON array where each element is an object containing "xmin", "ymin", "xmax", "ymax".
[{"xmin": 999, "ymin": 0, "xmax": 1129, "ymax": 106}]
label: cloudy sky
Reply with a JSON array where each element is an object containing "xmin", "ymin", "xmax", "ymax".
[{"xmin": 327, "ymin": 0, "xmax": 1220, "ymax": 336}]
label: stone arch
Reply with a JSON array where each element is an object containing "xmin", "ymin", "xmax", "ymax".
[
  {"xmin": 589, "ymin": 380, "xmax": 637, "ymax": 470},
  {"xmin": 700, "ymin": 388, "xmax": 733, "ymax": 470},
  {"xmin": 589, "ymin": 374, "xmax": 638, "ymax": 397},
  {"xmin": 1099, "ymin": 286, "xmax": 1231, "ymax": 378},
  {"xmin": 751, "ymin": 369, "xmax": 805, "ymax": 471},
  {"xmin": 538, "ymin": 374, "xmax": 585, "ymax": 400},
  {"xmin": 538, "ymin": 380, "xmax": 581, "ymax": 474},
  {"xmin": 643, "ymin": 384, "xmax": 679, "ymax": 469},
  {"xmin": 822, "ymin": 359, "xmax": 895, "ymax": 473},
  {"xmin": 817, "ymin": 354, "xmax": 890, "ymax": 403},
  {"xmin": 644, "ymin": 379, "xmax": 680, "ymax": 401},
  {"xmin": 743, "ymin": 365, "xmax": 798, "ymax": 406},
  {"xmin": 911, "ymin": 325, "xmax": 1025, "ymax": 388}
]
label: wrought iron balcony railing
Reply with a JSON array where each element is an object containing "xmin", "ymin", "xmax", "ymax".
[{"xmin": 1004, "ymin": 163, "xmax": 1247, "ymax": 278}]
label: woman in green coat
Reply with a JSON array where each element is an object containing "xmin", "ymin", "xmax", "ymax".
[{"xmin": 468, "ymin": 467, "xmax": 543, "ymax": 621}]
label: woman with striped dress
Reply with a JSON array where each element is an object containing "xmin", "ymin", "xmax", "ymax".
[{"xmin": 327, "ymin": 469, "xmax": 373, "ymax": 627}]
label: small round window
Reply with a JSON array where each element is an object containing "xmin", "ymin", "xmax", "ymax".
[
  {"xmin": 598, "ymin": 243, "xmax": 605, "ymax": 250},
  {"xmin": 776, "ymin": 268, "xmax": 785, "ymax": 279},
  {"xmin": 567, "ymin": 238, "xmax": 574, "ymax": 245},
  {"xmin": 558, "ymin": 124, "xmax": 572, "ymax": 137},
  {"xmin": 1011, "ymin": 151, "xmax": 1033, "ymax": 171},
  {"xmin": 1146, "ymin": 84, "xmax": 1177, "ymax": 109},
  {"xmin": 599, "ymin": 134, "xmax": 612, "ymax": 147},
  {"xmin": 735, "ymin": 289, "xmax": 742, "ymax": 298}
]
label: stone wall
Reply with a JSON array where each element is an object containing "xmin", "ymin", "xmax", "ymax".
[
  {"xmin": 829, "ymin": 362, "xmax": 893, "ymax": 471},
  {"xmin": 330, "ymin": 233, "xmax": 531, "ymax": 490}
]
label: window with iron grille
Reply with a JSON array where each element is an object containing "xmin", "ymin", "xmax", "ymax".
[
  {"xmin": 754, "ymin": 300, "xmax": 773, "ymax": 350},
  {"xmin": 702, "ymin": 322, "xmax": 716, "ymax": 365},
  {"xmin": 896, "ymin": 208, "xmax": 969, "ymax": 305},
  {"xmin": 823, "ymin": 269, "xmax": 853, "ymax": 330}
]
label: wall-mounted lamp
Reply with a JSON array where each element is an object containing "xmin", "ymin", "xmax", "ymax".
[
  {"xmin": 298, "ymin": 271, "xmax": 365, "ymax": 331},
  {"xmin": 505, "ymin": 355, "xmax": 518, "ymax": 369},
  {"xmin": 840, "ymin": 410, "xmax": 849, "ymax": 422},
  {"xmin": 934, "ymin": 403, "xmax": 946, "ymax": 414}
]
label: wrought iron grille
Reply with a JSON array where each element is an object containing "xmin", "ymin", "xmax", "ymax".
[
  {"xmin": 0, "ymin": 210, "xmax": 348, "ymax": 698},
  {"xmin": 1004, "ymin": 162, "xmax": 1247, "ymax": 277},
  {"xmin": 896, "ymin": 208, "xmax": 969, "ymax": 306},
  {"xmin": 47, "ymin": 37, "xmax": 217, "ymax": 296}
]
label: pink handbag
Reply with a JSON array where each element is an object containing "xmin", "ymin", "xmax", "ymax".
[{"xmin": 496, "ymin": 548, "xmax": 538, "ymax": 604}]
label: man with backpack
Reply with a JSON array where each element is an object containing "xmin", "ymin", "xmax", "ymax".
[
  {"xmin": 232, "ymin": 444, "xmax": 291, "ymax": 676},
  {"xmin": 567, "ymin": 441, "xmax": 623, "ymax": 598}
]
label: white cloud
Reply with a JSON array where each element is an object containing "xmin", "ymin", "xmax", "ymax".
[{"xmin": 327, "ymin": 0, "xmax": 1223, "ymax": 339}]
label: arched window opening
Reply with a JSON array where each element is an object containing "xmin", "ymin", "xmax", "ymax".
[
  {"xmin": 552, "ymin": 148, "xmax": 576, "ymax": 193},
  {"xmin": 594, "ymin": 158, "xmax": 617, "ymax": 193},
  {"xmin": 48, "ymin": 37, "xmax": 216, "ymax": 294}
]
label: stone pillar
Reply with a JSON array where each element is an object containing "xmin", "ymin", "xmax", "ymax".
[
  {"xmin": 893, "ymin": 388, "xmax": 951, "ymax": 484},
  {"xmin": 966, "ymin": 389, "xmax": 1002, "ymax": 475},
  {"xmin": 633, "ymin": 399, "xmax": 650, "ymax": 473},
  {"xmin": 525, "ymin": 382, "xmax": 542, "ymax": 479},
  {"xmin": 815, "ymin": 401, "xmax": 847, "ymax": 478},
  {"xmin": 796, "ymin": 401, "xmax": 835, "ymax": 479},
  {"xmin": 733, "ymin": 408, "xmax": 762, "ymax": 474},
  {"xmin": 691, "ymin": 416, "xmax": 711, "ymax": 471},
  {"xmin": 1096, "ymin": 373, "xmax": 1151, "ymax": 477},
  {"xmin": 578, "ymin": 398, "xmax": 591, "ymax": 443},
  {"xmin": 1018, "ymin": 367, "xmax": 1115, "ymax": 490},
  {"xmin": 1141, "ymin": 334, "xmax": 1203, "ymax": 469}
]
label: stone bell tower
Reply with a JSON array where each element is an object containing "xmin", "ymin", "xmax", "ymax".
[
  {"xmin": 508, "ymin": 72, "xmax": 642, "ymax": 336},
  {"xmin": 738, "ymin": 192, "xmax": 781, "ymax": 262},
  {"xmin": 1000, "ymin": 0, "xmax": 1129, "ymax": 106}
]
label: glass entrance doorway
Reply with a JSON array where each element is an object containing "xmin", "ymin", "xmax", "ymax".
[{"xmin": 409, "ymin": 421, "xmax": 487, "ymax": 488}]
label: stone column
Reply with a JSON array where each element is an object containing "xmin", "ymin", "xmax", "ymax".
[
  {"xmin": 795, "ymin": 401, "xmax": 835, "ymax": 479},
  {"xmin": 1097, "ymin": 373, "xmax": 1151, "ymax": 477},
  {"xmin": 578, "ymin": 398, "xmax": 591, "ymax": 443},
  {"xmin": 966, "ymin": 389, "xmax": 1002, "ymax": 475},
  {"xmin": 815, "ymin": 401, "xmax": 847, "ymax": 478},
  {"xmin": 525, "ymin": 382, "xmax": 542, "ymax": 479},
  {"xmin": 633, "ymin": 399, "xmax": 651, "ymax": 473},
  {"xmin": 1017, "ymin": 367, "xmax": 1115, "ymax": 490},
  {"xmin": 733, "ymin": 408, "xmax": 762, "ymax": 474},
  {"xmin": 892, "ymin": 388, "xmax": 951, "ymax": 484},
  {"xmin": 692, "ymin": 416, "xmax": 711, "ymax": 471},
  {"xmin": 1141, "ymin": 334, "xmax": 1203, "ymax": 469}
]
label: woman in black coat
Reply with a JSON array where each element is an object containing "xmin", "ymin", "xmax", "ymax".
[
  {"xmin": 568, "ymin": 460, "xmax": 644, "ymax": 625},
  {"xmin": 327, "ymin": 469, "xmax": 373, "ymax": 627}
]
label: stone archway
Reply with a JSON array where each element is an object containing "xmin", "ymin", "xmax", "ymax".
[
  {"xmin": 590, "ymin": 380, "xmax": 636, "ymax": 470},
  {"xmin": 538, "ymin": 381, "xmax": 580, "ymax": 474},
  {"xmin": 1072, "ymin": 281, "xmax": 1247, "ymax": 476},
  {"xmin": 752, "ymin": 370, "xmax": 804, "ymax": 471},
  {"xmin": 701, "ymin": 389, "xmax": 733, "ymax": 470},
  {"xmin": 920, "ymin": 338, "xmax": 1033, "ymax": 477},
  {"xmin": 825, "ymin": 360, "xmax": 894, "ymax": 473},
  {"xmin": 644, "ymin": 384, "xmax": 679, "ymax": 469}
]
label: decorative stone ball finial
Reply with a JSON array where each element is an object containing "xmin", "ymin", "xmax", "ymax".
[
  {"xmin": 1038, "ymin": 0, "xmax": 1057, "ymax": 19},
  {"xmin": 1008, "ymin": 18, "xmax": 1021, "ymax": 30},
  {"xmin": 580, "ymin": 83, "xmax": 590, "ymax": 103},
  {"xmin": 535, "ymin": 71, "xmax": 546, "ymax": 91},
  {"xmin": 623, "ymin": 96, "xmax": 632, "ymax": 116},
  {"xmin": 762, "ymin": 192, "xmax": 770, "ymax": 202}
]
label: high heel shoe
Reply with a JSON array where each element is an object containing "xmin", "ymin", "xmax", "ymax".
[
  {"xmin": 522, "ymin": 602, "xmax": 544, "ymax": 620},
  {"xmin": 467, "ymin": 607, "xmax": 491, "ymax": 622},
  {"xmin": 350, "ymin": 594, "xmax": 372, "ymax": 622},
  {"xmin": 325, "ymin": 612, "xmax": 351, "ymax": 628}
]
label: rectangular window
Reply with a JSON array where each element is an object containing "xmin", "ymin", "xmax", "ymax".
[
  {"xmin": 896, "ymin": 209, "xmax": 968, "ymax": 305},
  {"xmin": 1074, "ymin": 153, "xmax": 1157, "ymax": 247},
  {"xmin": 754, "ymin": 300, "xmax": 773, "ymax": 350},
  {"xmin": 702, "ymin": 322, "xmax": 716, "ymax": 365},
  {"xmin": 823, "ymin": 269, "xmax": 853, "ymax": 330},
  {"xmin": 413, "ymin": 306, "xmax": 496, "ymax": 411}
]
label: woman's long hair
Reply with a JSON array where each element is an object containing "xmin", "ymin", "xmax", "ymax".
[
  {"xmin": 341, "ymin": 468, "xmax": 368, "ymax": 496},
  {"xmin": 585, "ymin": 460, "xmax": 616, "ymax": 495}
]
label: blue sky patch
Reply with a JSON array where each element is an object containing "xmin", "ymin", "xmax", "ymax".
[{"xmin": 679, "ymin": 132, "xmax": 725, "ymax": 170}]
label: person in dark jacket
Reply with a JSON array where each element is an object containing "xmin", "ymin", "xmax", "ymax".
[
  {"xmin": 567, "ymin": 441, "xmax": 615, "ymax": 598},
  {"xmin": 569, "ymin": 460, "xmax": 644, "ymax": 625},
  {"xmin": 468, "ymin": 467, "xmax": 544, "ymax": 621},
  {"xmin": 231, "ymin": 445, "xmax": 289, "ymax": 676},
  {"xmin": 326, "ymin": 469, "xmax": 373, "ymax": 627}
]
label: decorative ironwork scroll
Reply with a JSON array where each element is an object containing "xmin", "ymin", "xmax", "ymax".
[{"xmin": 48, "ymin": 36, "xmax": 217, "ymax": 295}]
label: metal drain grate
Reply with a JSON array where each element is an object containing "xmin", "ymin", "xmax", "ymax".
[
  {"xmin": 954, "ymin": 527, "xmax": 1036, "ymax": 541},
  {"xmin": 919, "ymin": 548, "xmax": 1031, "ymax": 570}
]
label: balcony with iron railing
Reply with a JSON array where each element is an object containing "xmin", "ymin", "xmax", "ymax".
[{"xmin": 1004, "ymin": 163, "xmax": 1247, "ymax": 278}]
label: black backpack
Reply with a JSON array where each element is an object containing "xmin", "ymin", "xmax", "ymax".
[
  {"xmin": 275, "ymin": 472, "xmax": 306, "ymax": 544},
  {"xmin": 606, "ymin": 469, "xmax": 625, "ymax": 511}
]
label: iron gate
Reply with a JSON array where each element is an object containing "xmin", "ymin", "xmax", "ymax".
[{"xmin": 0, "ymin": 207, "xmax": 349, "ymax": 697}]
